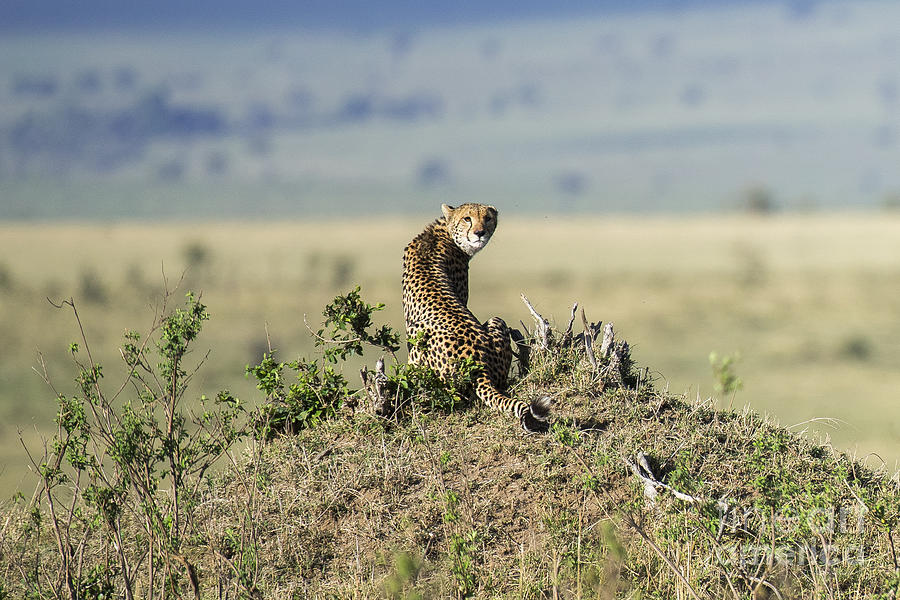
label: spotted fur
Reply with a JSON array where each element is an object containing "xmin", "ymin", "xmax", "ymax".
[{"xmin": 402, "ymin": 203, "xmax": 551, "ymax": 432}]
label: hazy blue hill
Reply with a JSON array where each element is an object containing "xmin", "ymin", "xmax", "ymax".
[{"xmin": 0, "ymin": 0, "xmax": 894, "ymax": 219}]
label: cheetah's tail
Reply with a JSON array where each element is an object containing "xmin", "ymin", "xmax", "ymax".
[
  {"xmin": 475, "ymin": 375, "xmax": 551, "ymax": 432},
  {"xmin": 519, "ymin": 396, "xmax": 552, "ymax": 433}
]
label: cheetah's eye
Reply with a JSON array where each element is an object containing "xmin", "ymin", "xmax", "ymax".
[{"xmin": 463, "ymin": 216, "xmax": 472, "ymax": 224}]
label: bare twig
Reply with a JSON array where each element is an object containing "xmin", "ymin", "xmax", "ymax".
[
  {"xmin": 624, "ymin": 453, "xmax": 727, "ymax": 508},
  {"xmin": 520, "ymin": 293, "xmax": 552, "ymax": 350},
  {"xmin": 303, "ymin": 314, "xmax": 363, "ymax": 346},
  {"xmin": 580, "ymin": 308, "xmax": 598, "ymax": 374},
  {"xmin": 360, "ymin": 357, "xmax": 389, "ymax": 416},
  {"xmin": 599, "ymin": 322, "xmax": 615, "ymax": 358},
  {"xmin": 603, "ymin": 341, "xmax": 629, "ymax": 388},
  {"xmin": 559, "ymin": 302, "xmax": 578, "ymax": 348},
  {"xmin": 518, "ymin": 320, "xmax": 531, "ymax": 338}
]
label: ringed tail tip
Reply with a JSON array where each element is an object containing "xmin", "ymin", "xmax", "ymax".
[{"xmin": 521, "ymin": 396, "xmax": 551, "ymax": 433}]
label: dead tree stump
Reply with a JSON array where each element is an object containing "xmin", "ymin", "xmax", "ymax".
[
  {"xmin": 360, "ymin": 357, "xmax": 390, "ymax": 416},
  {"xmin": 520, "ymin": 294, "xmax": 635, "ymax": 391}
]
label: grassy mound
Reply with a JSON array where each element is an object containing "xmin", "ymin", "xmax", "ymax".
[
  {"xmin": 196, "ymin": 370, "xmax": 900, "ymax": 599},
  {"xmin": 1, "ymin": 291, "xmax": 898, "ymax": 599},
  {"xmin": 5, "ymin": 348, "xmax": 899, "ymax": 599}
]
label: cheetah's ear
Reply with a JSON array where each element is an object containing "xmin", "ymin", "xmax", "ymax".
[
  {"xmin": 487, "ymin": 205, "xmax": 498, "ymax": 215},
  {"xmin": 441, "ymin": 204, "xmax": 454, "ymax": 219}
]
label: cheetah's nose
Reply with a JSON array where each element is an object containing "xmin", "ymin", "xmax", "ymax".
[{"xmin": 473, "ymin": 229, "xmax": 485, "ymax": 237}]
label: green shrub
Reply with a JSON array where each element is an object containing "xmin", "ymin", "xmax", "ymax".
[
  {"xmin": 28, "ymin": 292, "xmax": 248, "ymax": 599},
  {"xmin": 249, "ymin": 286, "xmax": 478, "ymax": 436},
  {"xmin": 247, "ymin": 351, "xmax": 349, "ymax": 439},
  {"xmin": 382, "ymin": 357, "xmax": 480, "ymax": 415},
  {"xmin": 317, "ymin": 284, "xmax": 401, "ymax": 362},
  {"xmin": 709, "ymin": 350, "xmax": 743, "ymax": 396}
]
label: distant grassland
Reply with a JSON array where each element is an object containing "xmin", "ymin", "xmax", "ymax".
[{"xmin": 2, "ymin": 213, "xmax": 900, "ymax": 493}]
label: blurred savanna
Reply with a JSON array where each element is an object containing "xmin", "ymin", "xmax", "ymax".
[{"xmin": 3, "ymin": 212, "xmax": 900, "ymax": 493}]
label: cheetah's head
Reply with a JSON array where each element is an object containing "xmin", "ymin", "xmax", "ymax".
[{"xmin": 441, "ymin": 203, "xmax": 498, "ymax": 257}]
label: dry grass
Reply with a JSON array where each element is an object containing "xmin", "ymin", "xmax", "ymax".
[{"xmin": 3, "ymin": 331, "xmax": 899, "ymax": 598}]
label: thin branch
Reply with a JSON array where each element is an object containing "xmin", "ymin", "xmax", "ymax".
[
  {"xmin": 303, "ymin": 314, "xmax": 363, "ymax": 346},
  {"xmin": 264, "ymin": 321, "xmax": 273, "ymax": 353},
  {"xmin": 520, "ymin": 293, "xmax": 551, "ymax": 350},
  {"xmin": 599, "ymin": 322, "xmax": 615, "ymax": 358},
  {"xmin": 559, "ymin": 302, "xmax": 578, "ymax": 348},
  {"xmin": 623, "ymin": 453, "xmax": 728, "ymax": 508},
  {"xmin": 112, "ymin": 308, "xmax": 168, "ymax": 404},
  {"xmin": 580, "ymin": 308, "xmax": 598, "ymax": 374}
]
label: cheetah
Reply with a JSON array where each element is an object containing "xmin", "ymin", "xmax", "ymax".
[{"xmin": 402, "ymin": 203, "xmax": 551, "ymax": 432}]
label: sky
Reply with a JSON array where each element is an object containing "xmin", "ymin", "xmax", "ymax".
[{"xmin": 0, "ymin": 0, "xmax": 810, "ymax": 32}]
